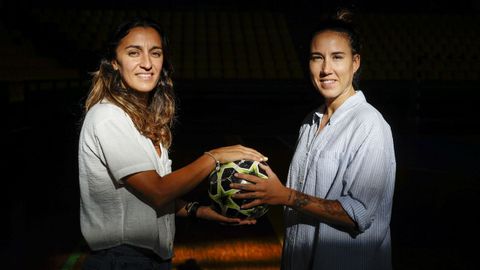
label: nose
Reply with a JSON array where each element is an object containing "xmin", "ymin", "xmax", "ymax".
[
  {"xmin": 140, "ymin": 54, "xmax": 152, "ymax": 70},
  {"xmin": 320, "ymin": 59, "xmax": 332, "ymax": 75}
]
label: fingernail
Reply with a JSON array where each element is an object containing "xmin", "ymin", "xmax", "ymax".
[{"xmin": 263, "ymin": 157, "xmax": 269, "ymax": 161}]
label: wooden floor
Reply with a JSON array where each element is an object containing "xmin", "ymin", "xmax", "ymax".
[
  {"xmin": 61, "ymin": 214, "xmax": 283, "ymax": 270},
  {"xmin": 172, "ymin": 215, "xmax": 283, "ymax": 270}
]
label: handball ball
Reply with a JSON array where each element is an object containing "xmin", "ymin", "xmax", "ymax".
[{"xmin": 208, "ymin": 160, "xmax": 269, "ymax": 219}]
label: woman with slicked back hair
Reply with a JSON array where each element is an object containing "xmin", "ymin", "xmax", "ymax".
[
  {"xmin": 78, "ymin": 17, "xmax": 267, "ymax": 270},
  {"xmin": 231, "ymin": 9, "xmax": 396, "ymax": 270}
]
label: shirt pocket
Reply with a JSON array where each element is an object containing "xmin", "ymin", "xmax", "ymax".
[{"xmin": 311, "ymin": 151, "xmax": 343, "ymax": 198}]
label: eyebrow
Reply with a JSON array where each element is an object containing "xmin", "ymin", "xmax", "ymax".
[
  {"xmin": 124, "ymin": 45, "xmax": 163, "ymax": 51},
  {"xmin": 310, "ymin": 51, "xmax": 346, "ymax": 55}
]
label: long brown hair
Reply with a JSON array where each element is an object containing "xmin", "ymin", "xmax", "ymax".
[{"xmin": 85, "ymin": 18, "xmax": 175, "ymax": 148}]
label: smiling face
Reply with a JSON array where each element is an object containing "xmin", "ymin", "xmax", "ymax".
[
  {"xmin": 309, "ymin": 30, "xmax": 360, "ymax": 105},
  {"xmin": 112, "ymin": 26, "xmax": 164, "ymax": 95}
]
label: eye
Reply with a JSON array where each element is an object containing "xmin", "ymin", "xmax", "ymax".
[
  {"xmin": 127, "ymin": 50, "xmax": 140, "ymax": 57},
  {"xmin": 151, "ymin": 50, "xmax": 163, "ymax": 57},
  {"xmin": 310, "ymin": 55, "xmax": 323, "ymax": 62},
  {"xmin": 332, "ymin": 54, "xmax": 344, "ymax": 60}
]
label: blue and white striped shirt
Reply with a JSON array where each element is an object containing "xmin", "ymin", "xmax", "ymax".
[{"xmin": 282, "ymin": 91, "xmax": 396, "ymax": 270}]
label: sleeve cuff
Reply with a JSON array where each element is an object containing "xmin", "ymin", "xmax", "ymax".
[
  {"xmin": 114, "ymin": 163, "xmax": 156, "ymax": 184},
  {"xmin": 337, "ymin": 196, "xmax": 371, "ymax": 232}
]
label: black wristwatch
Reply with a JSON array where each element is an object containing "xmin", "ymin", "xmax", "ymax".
[{"xmin": 186, "ymin": 201, "xmax": 200, "ymax": 219}]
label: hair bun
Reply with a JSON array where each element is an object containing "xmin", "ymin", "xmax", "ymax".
[{"xmin": 336, "ymin": 9, "xmax": 354, "ymax": 23}]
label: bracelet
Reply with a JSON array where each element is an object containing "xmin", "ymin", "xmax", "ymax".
[
  {"xmin": 204, "ymin": 151, "xmax": 221, "ymax": 171},
  {"xmin": 185, "ymin": 201, "xmax": 200, "ymax": 219}
]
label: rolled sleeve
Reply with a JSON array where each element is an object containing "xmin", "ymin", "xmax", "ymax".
[
  {"xmin": 337, "ymin": 195, "xmax": 370, "ymax": 232},
  {"xmin": 340, "ymin": 132, "xmax": 395, "ymax": 233}
]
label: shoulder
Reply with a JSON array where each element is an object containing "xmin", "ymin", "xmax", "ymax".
[
  {"xmin": 355, "ymin": 103, "xmax": 394, "ymax": 147},
  {"xmin": 347, "ymin": 92, "xmax": 389, "ymax": 129},
  {"xmin": 346, "ymin": 96, "xmax": 393, "ymax": 138},
  {"xmin": 82, "ymin": 101, "xmax": 132, "ymax": 131},
  {"xmin": 355, "ymin": 102, "xmax": 387, "ymax": 125},
  {"xmin": 87, "ymin": 101, "xmax": 125, "ymax": 119}
]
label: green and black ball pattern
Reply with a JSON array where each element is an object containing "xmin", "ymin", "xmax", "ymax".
[{"xmin": 208, "ymin": 160, "xmax": 269, "ymax": 219}]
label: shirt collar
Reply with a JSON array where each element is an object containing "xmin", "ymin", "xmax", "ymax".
[{"xmin": 312, "ymin": 90, "xmax": 366, "ymax": 125}]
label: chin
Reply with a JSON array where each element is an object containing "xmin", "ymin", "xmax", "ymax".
[
  {"xmin": 318, "ymin": 89, "xmax": 338, "ymax": 99},
  {"xmin": 135, "ymin": 83, "xmax": 158, "ymax": 92}
]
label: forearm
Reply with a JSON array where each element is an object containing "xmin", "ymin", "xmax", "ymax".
[
  {"xmin": 285, "ymin": 189, "xmax": 358, "ymax": 233},
  {"xmin": 162, "ymin": 154, "xmax": 216, "ymax": 196},
  {"xmin": 126, "ymin": 154, "xmax": 216, "ymax": 210}
]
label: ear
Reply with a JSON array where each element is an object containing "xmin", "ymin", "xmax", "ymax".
[
  {"xmin": 353, "ymin": 54, "xmax": 361, "ymax": 73},
  {"xmin": 111, "ymin": 60, "xmax": 119, "ymax": 71}
]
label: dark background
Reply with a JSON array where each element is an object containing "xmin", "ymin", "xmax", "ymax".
[{"xmin": 3, "ymin": 0, "xmax": 480, "ymax": 269}]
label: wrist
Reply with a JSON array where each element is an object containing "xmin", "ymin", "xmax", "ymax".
[
  {"xmin": 204, "ymin": 151, "xmax": 221, "ymax": 171},
  {"xmin": 185, "ymin": 201, "xmax": 200, "ymax": 220},
  {"xmin": 285, "ymin": 188, "xmax": 295, "ymax": 207}
]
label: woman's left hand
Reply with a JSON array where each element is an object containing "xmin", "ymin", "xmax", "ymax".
[{"xmin": 196, "ymin": 205, "xmax": 257, "ymax": 225}]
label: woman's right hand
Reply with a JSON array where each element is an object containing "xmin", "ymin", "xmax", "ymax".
[{"xmin": 207, "ymin": 145, "xmax": 267, "ymax": 164}]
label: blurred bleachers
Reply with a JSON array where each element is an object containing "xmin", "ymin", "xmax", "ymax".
[
  {"xmin": 5, "ymin": 8, "xmax": 480, "ymax": 81},
  {"xmin": 23, "ymin": 8, "xmax": 304, "ymax": 80},
  {"xmin": 2, "ymin": 7, "xmax": 479, "ymax": 134},
  {"xmin": 0, "ymin": 20, "xmax": 79, "ymax": 81}
]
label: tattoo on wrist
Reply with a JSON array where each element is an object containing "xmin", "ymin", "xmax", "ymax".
[
  {"xmin": 293, "ymin": 192, "xmax": 310, "ymax": 208},
  {"xmin": 287, "ymin": 189, "xmax": 294, "ymax": 203}
]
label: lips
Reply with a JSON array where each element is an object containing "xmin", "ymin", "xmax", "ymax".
[
  {"xmin": 319, "ymin": 79, "xmax": 337, "ymax": 88},
  {"xmin": 136, "ymin": 73, "xmax": 154, "ymax": 79},
  {"xmin": 320, "ymin": 79, "xmax": 336, "ymax": 84}
]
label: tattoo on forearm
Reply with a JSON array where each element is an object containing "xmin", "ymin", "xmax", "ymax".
[
  {"xmin": 323, "ymin": 200, "xmax": 342, "ymax": 217},
  {"xmin": 291, "ymin": 191, "xmax": 356, "ymax": 230},
  {"xmin": 293, "ymin": 193, "xmax": 343, "ymax": 217},
  {"xmin": 293, "ymin": 192, "xmax": 310, "ymax": 208}
]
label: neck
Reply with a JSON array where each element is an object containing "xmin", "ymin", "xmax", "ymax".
[
  {"xmin": 133, "ymin": 91, "xmax": 151, "ymax": 106},
  {"xmin": 324, "ymin": 87, "xmax": 356, "ymax": 116}
]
